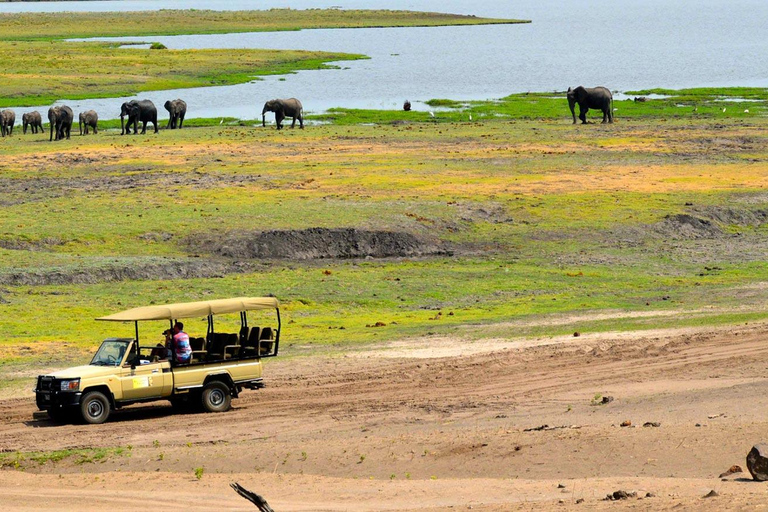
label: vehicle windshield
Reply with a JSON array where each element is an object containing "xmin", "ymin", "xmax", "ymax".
[{"xmin": 90, "ymin": 340, "xmax": 130, "ymax": 366}]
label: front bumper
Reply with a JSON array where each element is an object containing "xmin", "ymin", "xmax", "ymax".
[{"xmin": 35, "ymin": 376, "xmax": 82, "ymax": 410}]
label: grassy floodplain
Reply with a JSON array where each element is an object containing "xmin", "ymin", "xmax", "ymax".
[
  {"xmin": 1, "ymin": 9, "xmax": 768, "ymax": 397},
  {"xmin": 3, "ymin": 98, "xmax": 768, "ymax": 386},
  {"xmin": 0, "ymin": 9, "xmax": 527, "ymax": 107}
]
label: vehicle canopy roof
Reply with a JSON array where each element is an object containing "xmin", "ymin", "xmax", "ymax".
[{"xmin": 96, "ymin": 296, "xmax": 279, "ymax": 322}]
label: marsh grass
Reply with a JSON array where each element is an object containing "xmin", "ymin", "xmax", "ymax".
[{"xmin": 0, "ymin": 447, "xmax": 127, "ymax": 469}]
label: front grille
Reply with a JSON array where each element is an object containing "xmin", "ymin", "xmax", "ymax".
[{"xmin": 37, "ymin": 376, "xmax": 56, "ymax": 392}]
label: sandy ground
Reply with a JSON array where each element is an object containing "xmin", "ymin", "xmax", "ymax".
[{"xmin": 3, "ymin": 323, "xmax": 768, "ymax": 510}]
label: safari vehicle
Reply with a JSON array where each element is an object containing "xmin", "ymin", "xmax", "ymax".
[{"xmin": 34, "ymin": 297, "xmax": 281, "ymax": 424}]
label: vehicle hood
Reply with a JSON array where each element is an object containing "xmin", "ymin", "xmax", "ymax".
[{"xmin": 46, "ymin": 365, "xmax": 119, "ymax": 379}]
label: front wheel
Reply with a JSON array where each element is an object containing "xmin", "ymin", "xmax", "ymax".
[
  {"xmin": 80, "ymin": 391, "xmax": 110, "ymax": 424},
  {"xmin": 201, "ymin": 381, "xmax": 231, "ymax": 413}
]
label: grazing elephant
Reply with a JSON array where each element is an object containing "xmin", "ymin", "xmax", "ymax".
[
  {"xmin": 262, "ymin": 98, "xmax": 303, "ymax": 130},
  {"xmin": 567, "ymin": 86, "xmax": 613, "ymax": 124},
  {"xmin": 120, "ymin": 99, "xmax": 158, "ymax": 135},
  {"xmin": 48, "ymin": 106, "xmax": 73, "ymax": 141},
  {"xmin": 79, "ymin": 110, "xmax": 99, "ymax": 135},
  {"xmin": 164, "ymin": 99, "xmax": 187, "ymax": 129},
  {"xmin": 1, "ymin": 109, "xmax": 15, "ymax": 137},
  {"xmin": 22, "ymin": 111, "xmax": 43, "ymax": 134}
]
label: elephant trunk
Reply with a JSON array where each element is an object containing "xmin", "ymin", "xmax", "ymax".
[
  {"xmin": 568, "ymin": 98, "xmax": 577, "ymax": 124},
  {"xmin": 120, "ymin": 114, "xmax": 125, "ymax": 135}
]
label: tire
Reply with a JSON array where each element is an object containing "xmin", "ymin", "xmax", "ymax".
[
  {"xmin": 80, "ymin": 391, "xmax": 110, "ymax": 424},
  {"xmin": 201, "ymin": 381, "xmax": 231, "ymax": 413}
]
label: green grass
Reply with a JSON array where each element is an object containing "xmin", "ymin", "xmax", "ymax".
[
  {"xmin": 0, "ymin": 9, "xmax": 528, "ymax": 41},
  {"xmin": 2, "ymin": 115, "xmax": 768, "ymax": 371},
  {"xmin": 0, "ymin": 447, "xmax": 127, "ymax": 469}
]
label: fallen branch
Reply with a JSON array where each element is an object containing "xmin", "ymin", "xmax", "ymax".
[{"xmin": 230, "ymin": 482, "xmax": 275, "ymax": 512}]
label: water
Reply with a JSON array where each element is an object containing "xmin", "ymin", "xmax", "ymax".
[{"xmin": 4, "ymin": 1, "xmax": 768, "ymax": 121}]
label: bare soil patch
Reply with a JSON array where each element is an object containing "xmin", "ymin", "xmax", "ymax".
[
  {"xmin": 0, "ymin": 259, "xmax": 256, "ymax": 286},
  {"xmin": 2, "ymin": 323, "xmax": 768, "ymax": 510},
  {"xmin": 187, "ymin": 227, "xmax": 453, "ymax": 260}
]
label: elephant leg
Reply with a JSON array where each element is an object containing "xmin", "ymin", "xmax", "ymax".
[
  {"xmin": 153, "ymin": 120, "xmax": 158, "ymax": 134},
  {"xmin": 276, "ymin": 112, "xmax": 285, "ymax": 129},
  {"xmin": 179, "ymin": 115, "xmax": 184, "ymax": 129},
  {"xmin": 290, "ymin": 116, "xmax": 297, "ymax": 128},
  {"xmin": 579, "ymin": 107, "xmax": 588, "ymax": 124},
  {"xmin": 93, "ymin": 124, "xmax": 98, "ymax": 134},
  {"xmin": 299, "ymin": 116, "xmax": 303, "ymax": 129}
]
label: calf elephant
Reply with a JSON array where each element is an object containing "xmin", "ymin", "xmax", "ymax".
[
  {"xmin": 567, "ymin": 86, "xmax": 613, "ymax": 124},
  {"xmin": 262, "ymin": 98, "xmax": 303, "ymax": 130},
  {"xmin": 120, "ymin": 99, "xmax": 158, "ymax": 135},
  {"xmin": 164, "ymin": 99, "xmax": 187, "ymax": 129},
  {"xmin": 48, "ymin": 106, "xmax": 74, "ymax": 141},
  {"xmin": 78, "ymin": 110, "xmax": 98, "ymax": 135},
  {"xmin": 22, "ymin": 111, "xmax": 43, "ymax": 134},
  {"xmin": 1, "ymin": 109, "xmax": 15, "ymax": 137}
]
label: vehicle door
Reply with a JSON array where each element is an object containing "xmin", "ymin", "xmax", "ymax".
[{"xmin": 119, "ymin": 351, "xmax": 172, "ymax": 400}]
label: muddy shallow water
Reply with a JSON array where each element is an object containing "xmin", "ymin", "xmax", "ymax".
[{"xmin": 7, "ymin": 0, "xmax": 768, "ymax": 121}]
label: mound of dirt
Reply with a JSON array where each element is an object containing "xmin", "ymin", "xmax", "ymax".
[
  {"xmin": 0, "ymin": 260, "xmax": 254, "ymax": 287},
  {"xmin": 654, "ymin": 214, "xmax": 723, "ymax": 239},
  {"xmin": 692, "ymin": 206, "xmax": 768, "ymax": 227},
  {"xmin": 188, "ymin": 228, "xmax": 452, "ymax": 260}
]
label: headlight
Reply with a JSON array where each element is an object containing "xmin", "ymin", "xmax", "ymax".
[{"xmin": 60, "ymin": 379, "xmax": 80, "ymax": 392}]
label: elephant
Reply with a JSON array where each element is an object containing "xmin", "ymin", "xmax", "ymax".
[
  {"xmin": 1, "ymin": 109, "xmax": 15, "ymax": 137},
  {"xmin": 567, "ymin": 86, "xmax": 613, "ymax": 124},
  {"xmin": 79, "ymin": 110, "xmax": 98, "ymax": 135},
  {"xmin": 262, "ymin": 98, "xmax": 303, "ymax": 130},
  {"xmin": 22, "ymin": 111, "xmax": 43, "ymax": 134},
  {"xmin": 48, "ymin": 106, "xmax": 74, "ymax": 141},
  {"xmin": 120, "ymin": 99, "xmax": 158, "ymax": 135},
  {"xmin": 164, "ymin": 99, "xmax": 187, "ymax": 129}
]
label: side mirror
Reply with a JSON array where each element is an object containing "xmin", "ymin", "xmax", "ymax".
[{"xmin": 130, "ymin": 362, "xmax": 136, "ymax": 370}]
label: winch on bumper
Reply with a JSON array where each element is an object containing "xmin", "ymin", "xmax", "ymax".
[{"xmin": 35, "ymin": 376, "xmax": 82, "ymax": 410}]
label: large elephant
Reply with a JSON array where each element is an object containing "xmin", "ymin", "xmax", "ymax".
[
  {"xmin": 1, "ymin": 109, "xmax": 15, "ymax": 137},
  {"xmin": 79, "ymin": 110, "xmax": 98, "ymax": 135},
  {"xmin": 120, "ymin": 99, "xmax": 158, "ymax": 135},
  {"xmin": 48, "ymin": 106, "xmax": 73, "ymax": 141},
  {"xmin": 262, "ymin": 98, "xmax": 303, "ymax": 130},
  {"xmin": 164, "ymin": 99, "xmax": 187, "ymax": 129},
  {"xmin": 567, "ymin": 86, "xmax": 613, "ymax": 124},
  {"xmin": 22, "ymin": 111, "xmax": 43, "ymax": 134}
]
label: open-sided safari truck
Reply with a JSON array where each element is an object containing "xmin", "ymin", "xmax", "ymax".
[{"xmin": 34, "ymin": 297, "xmax": 281, "ymax": 424}]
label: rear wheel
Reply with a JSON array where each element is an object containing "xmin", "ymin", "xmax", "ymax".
[
  {"xmin": 201, "ymin": 381, "xmax": 231, "ymax": 413},
  {"xmin": 80, "ymin": 391, "xmax": 110, "ymax": 424}
]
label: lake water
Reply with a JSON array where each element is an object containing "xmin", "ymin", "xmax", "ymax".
[{"xmin": 4, "ymin": 0, "xmax": 768, "ymax": 121}]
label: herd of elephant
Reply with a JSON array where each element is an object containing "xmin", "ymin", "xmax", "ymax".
[
  {"xmin": 0, "ymin": 88, "xmax": 608, "ymax": 140},
  {"xmin": 0, "ymin": 98, "xmax": 188, "ymax": 141}
]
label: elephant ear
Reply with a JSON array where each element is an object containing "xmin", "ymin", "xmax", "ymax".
[{"xmin": 567, "ymin": 87, "xmax": 572, "ymax": 93}]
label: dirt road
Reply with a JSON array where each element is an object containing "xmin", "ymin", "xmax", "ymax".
[{"xmin": 3, "ymin": 324, "xmax": 768, "ymax": 510}]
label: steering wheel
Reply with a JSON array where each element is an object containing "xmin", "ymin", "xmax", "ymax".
[{"xmin": 107, "ymin": 355, "xmax": 116, "ymax": 364}]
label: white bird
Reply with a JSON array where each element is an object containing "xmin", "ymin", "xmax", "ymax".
[
  {"xmin": 613, "ymin": 108, "xmax": 618, "ymax": 111},
  {"xmin": 220, "ymin": 119, "xmax": 224, "ymax": 124},
  {"xmin": 429, "ymin": 111, "xmax": 435, "ymax": 118},
  {"xmin": 469, "ymin": 113, "xmax": 472, "ymax": 121},
  {"xmin": 722, "ymin": 108, "xmax": 726, "ymax": 113},
  {"xmin": 744, "ymin": 109, "xmax": 749, "ymax": 113}
]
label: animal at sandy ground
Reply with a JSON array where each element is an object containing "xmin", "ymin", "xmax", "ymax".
[
  {"xmin": 164, "ymin": 99, "xmax": 187, "ymax": 129},
  {"xmin": 1, "ymin": 109, "xmax": 16, "ymax": 137},
  {"xmin": 634, "ymin": 96, "xmax": 648, "ymax": 102},
  {"xmin": 567, "ymin": 86, "xmax": 613, "ymax": 124},
  {"xmin": 262, "ymin": 98, "xmax": 303, "ymax": 130},
  {"xmin": 79, "ymin": 110, "xmax": 98, "ymax": 135},
  {"xmin": 120, "ymin": 99, "xmax": 158, "ymax": 135},
  {"xmin": 22, "ymin": 111, "xmax": 43, "ymax": 134},
  {"xmin": 48, "ymin": 106, "xmax": 74, "ymax": 141}
]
